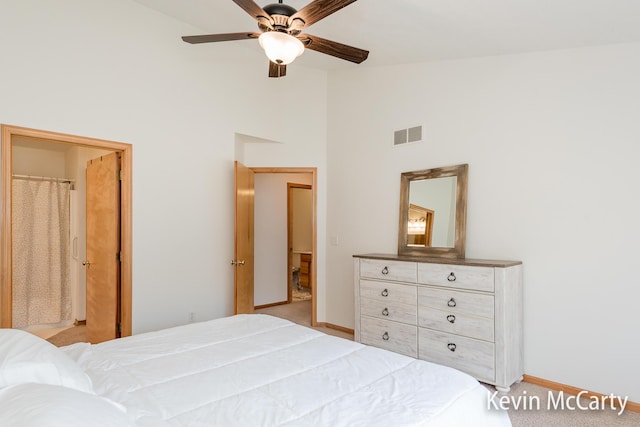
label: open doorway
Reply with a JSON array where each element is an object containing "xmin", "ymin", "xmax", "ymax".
[
  {"xmin": 252, "ymin": 170, "xmax": 315, "ymax": 325},
  {"xmin": 288, "ymin": 183, "xmax": 313, "ymax": 304},
  {"xmin": 1, "ymin": 125, "xmax": 132, "ymax": 343}
]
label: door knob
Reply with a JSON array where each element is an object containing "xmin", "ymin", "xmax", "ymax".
[{"xmin": 82, "ymin": 260, "xmax": 91, "ymax": 268}]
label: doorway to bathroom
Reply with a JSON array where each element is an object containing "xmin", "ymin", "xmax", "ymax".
[{"xmin": 1, "ymin": 125, "xmax": 132, "ymax": 343}]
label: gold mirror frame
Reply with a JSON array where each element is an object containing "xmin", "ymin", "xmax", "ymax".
[{"xmin": 398, "ymin": 164, "xmax": 468, "ymax": 258}]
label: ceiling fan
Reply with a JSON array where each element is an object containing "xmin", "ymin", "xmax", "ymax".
[{"xmin": 182, "ymin": 0, "xmax": 369, "ymax": 78}]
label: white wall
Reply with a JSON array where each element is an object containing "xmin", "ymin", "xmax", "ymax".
[
  {"xmin": 12, "ymin": 144, "xmax": 66, "ymax": 177},
  {"xmin": 0, "ymin": 0, "xmax": 328, "ymax": 332},
  {"xmin": 254, "ymin": 173, "xmax": 313, "ymax": 306},
  {"xmin": 326, "ymin": 42, "xmax": 640, "ymax": 401}
]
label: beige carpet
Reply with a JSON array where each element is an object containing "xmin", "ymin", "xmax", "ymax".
[
  {"xmin": 498, "ymin": 381, "xmax": 640, "ymax": 426},
  {"xmin": 255, "ymin": 299, "xmax": 353, "ymax": 340},
  {"xmin": 46, "ymin": 325, "xmax": 87, "ymax": 347}
]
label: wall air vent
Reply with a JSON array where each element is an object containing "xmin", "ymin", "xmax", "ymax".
[
  {"xmin": 408, "ymin": 126, "xmax": 422, "ymax": 143},
  {"xmin": 393, "ymin": 125, "xmax": 423, "ymax": 146},
  {"xmin": 394, "ymin": 129, "xmax": 408, "ymax": 146}
]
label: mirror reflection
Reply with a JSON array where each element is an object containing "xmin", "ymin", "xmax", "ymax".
[
  {"xmin": 407, "ymin": 204, "xmax": 433, "ymax": 246},
  {"xmin": 408, "ymin": 177, "xmax": 457, "ymax": 248}
]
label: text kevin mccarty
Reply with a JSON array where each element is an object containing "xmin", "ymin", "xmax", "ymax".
[{"xmin": 487, "ymin": 390, "xmax": 629, "ymax": 415}]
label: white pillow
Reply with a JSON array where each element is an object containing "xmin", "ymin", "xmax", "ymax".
[
  {"xmin": 0, "ymin": 383, "xmax": 137, "ymax": 427},
  {"xmin": 0, "ymin": 328, "xmax": 93, "ymax": 393}
]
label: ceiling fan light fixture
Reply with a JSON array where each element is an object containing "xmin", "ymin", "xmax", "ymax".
[{"xmin": 258, "ymin": 31, "xmax": 304, "ymax": 65}]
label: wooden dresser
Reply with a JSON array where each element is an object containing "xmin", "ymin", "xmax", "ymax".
[{"xmin": 353, "ymin": 253, "xmax": 523, "ymax": 392}]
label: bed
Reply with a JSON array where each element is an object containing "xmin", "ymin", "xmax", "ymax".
[{"xmin": 0, "ymin": 314, "xmax": 511, "ymax": 426}]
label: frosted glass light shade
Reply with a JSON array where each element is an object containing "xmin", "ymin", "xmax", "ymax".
[{"xmin": 258, "ymin": 31, "xmax": 304, "ymax": 65}]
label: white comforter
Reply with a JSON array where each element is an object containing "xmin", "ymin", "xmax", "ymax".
[{"xmin": 63, "ymin": 314, "xmax": 510, "ymax": 427}]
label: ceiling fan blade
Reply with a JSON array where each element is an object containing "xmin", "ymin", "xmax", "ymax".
[
  {"xmin": 182, "ymin": 32, "xmax": 260, "ymax": 44},
  {"xmin": 232, "ymin": 0, "xmax": 272, "ymax": 22},
  {"xmin": 299, "ymin": 34, "xmax": 368, "ymax": 64},
  {"xmin": 290, "ymin": 0, "xmax": 357, "ymax": 29},
  {"xmin": 268, "ymin": 61, "xmax": 287, "ymax": 78}
]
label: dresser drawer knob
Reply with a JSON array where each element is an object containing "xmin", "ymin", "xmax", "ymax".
[
  {"xmin": 382, "ymin": 332, "xmax": 390, "ymax": 341},
  {"xmin": 381, "ymin": 288, "xmax": 389, "ymax": 297},
  {"xmin": 447, "ymin": 272, "xmax": 456, "ymax": 282},
  {"xmin": 382, "ymin": 266, "xmax": 389, "ymax": 275},
  {"xmin": 447, "ymin": 298, "xmax": 456, "ymax": 307},
  {"xmin": 447, "ymin": 343, "xmax": 457, "ymax": 352},
  {"xmin": 447, "ymin": 314, "xmax": 456, "ymax": 323},
  {"xmin": 382, "ymin": 308, "xmax": 389, "ymax": 316}
]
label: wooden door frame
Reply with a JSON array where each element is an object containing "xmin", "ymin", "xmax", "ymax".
[
  {"xmin": 1, "ymin": 124, "xmax": 132, "ymax": 337},
  {"xmin": 252, "ymin": 167, "xmax": 318, "ymax": 326}
]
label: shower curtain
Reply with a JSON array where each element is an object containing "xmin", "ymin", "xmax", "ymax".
[{"xmin": 12, "ymin": 179, "xmax": 71, "ymax": 329}]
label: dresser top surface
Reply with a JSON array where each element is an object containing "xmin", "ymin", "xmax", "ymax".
[{"xmin": 353, "ymin": 253, "xmax": 522, "ymax": 268}]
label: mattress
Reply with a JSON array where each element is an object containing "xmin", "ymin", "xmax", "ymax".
[{"xmin": 62, "ymin": 314, "xmax": 511, "ymax": 426}]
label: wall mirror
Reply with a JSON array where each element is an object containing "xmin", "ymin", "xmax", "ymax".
[{"xmin": 398, "ymin": 164, "xmax": 468, "ymax": 258}]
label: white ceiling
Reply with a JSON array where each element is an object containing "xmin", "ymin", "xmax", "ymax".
[{"xmin": 132, "ymin": 0, "xmax": 640, "ymax": 71}]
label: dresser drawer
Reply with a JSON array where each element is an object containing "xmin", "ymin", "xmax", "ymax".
[
  {"xmin": 418, "ymin": 287, "xmax": 494, "ymax": 319},
  {"xmin": 418, "ymin": 328, "xmax": 495, "ymax": 383},
  {"xmin": 361, "ymin": 297, "xmax": 417, "ymax": 325},
  {"xmin": 360, "ymin": 280, "xmax": 417, "ymax": 305},
  {"xmin": 360, "ymin": 317, "xmax": 417, "ymax": 357},
  {"xmin": 418, "ymin": 263, "xmax": 494, "ymax": 292},
  {"xmin": 360, "ymin": 259, "xmax": 417, "ymax": 283},
  {"xmin": 418, "ymin": 307, "xmax": 494, "ymax": 342}
]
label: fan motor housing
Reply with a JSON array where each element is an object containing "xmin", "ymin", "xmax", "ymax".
[{"xmin": 263, "ymin": 3, "xmax": 297, "ymax": 17}]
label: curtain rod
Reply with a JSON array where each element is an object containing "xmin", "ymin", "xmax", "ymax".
[{"xmin": 12, "ymin": 174, "xmax": 75, "ymax": 183}]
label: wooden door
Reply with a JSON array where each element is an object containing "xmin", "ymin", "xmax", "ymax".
[
  {"xmin": 85, "ymin": 152, "xmax": 121, "ymax": 343},
  {"xmin": 234, "ymin": 161, "xmax": 254, "ymax": 314}
]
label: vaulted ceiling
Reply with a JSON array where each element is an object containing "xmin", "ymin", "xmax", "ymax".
[{"xmin": 133, "ymin": 0, "xmax": 640, "ymax": 71}]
